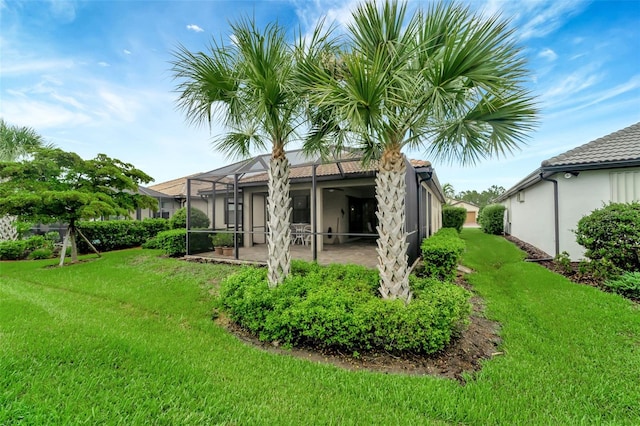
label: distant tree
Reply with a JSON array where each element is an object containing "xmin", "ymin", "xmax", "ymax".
[
  {"xmin": 457, "ymin": 185, "xmax": 505, "ymax": 208},
  {"xmin": 0, "ymin": 148, "xmax": 157, "ymax": 264},
  {"xmin": 442, "ymin": 183, "xmax": 456, "ymax": 201}
]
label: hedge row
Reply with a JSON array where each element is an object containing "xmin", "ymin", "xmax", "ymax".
[
  {"xmin": 76, "ymin": 218, "xmax": 170, "ymax": 253},
  {"xmin": 0, "ymin": 235, "xmax": 56, "ymax": 260},
  {"xmin": 219, "ymin": 261, "xmax": 471, "ymax": 354},
  {"xmin": 420, "ymin": 228, "xmax": 466, "ymax": 281}
]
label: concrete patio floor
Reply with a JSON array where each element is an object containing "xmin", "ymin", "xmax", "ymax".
[{"xmin": 186, "ymin": 240, "xmax": 379, "ymax": 269}]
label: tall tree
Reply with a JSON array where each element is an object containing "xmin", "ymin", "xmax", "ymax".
[
  {"xmin": 457, "ymin": 185, "xmax": 505, "ymax": 208},
  {"xmin": 0, "ymin": 120, "xmax": 53, "ymax": 241},
  {"xmin": 0, "ymin": 148, "xmax": 157, "ymax": 264},
  {"xmin": 171, "ymin": 18, "xmax": 309, "ymax": 286},
  {"xmin": 442, "ymin": 183, "xmax": 456, "ymax": 201},
  {"xmin": 299, "ymin": 0, "xmax": 537, "ymax": 303}
]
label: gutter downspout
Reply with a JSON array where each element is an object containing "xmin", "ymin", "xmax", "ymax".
[{"xmin": 539, "ymin": 172, "xmax": 559, "ymax": 257}]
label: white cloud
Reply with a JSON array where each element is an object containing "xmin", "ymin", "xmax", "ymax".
[
  {"xmin": 49, "ymin": 0, "xmax": 76, "ymax": 23},
  {"xmin": 0, "ymin": 59, "xmax": 74, "ymax": 75},
  {"xmin": 538, "ymin": 48, "xmax": 557, "ymax": 61},
  {"xmin": 187, "ymin": 24, "xmax": 204, "ymax": 33},
  {"xmin": 1, "ymin": 98, "xmax": 91, "ymax": 128},
  {"xmin": 123, "ymin": 49, "xmax": 131, "ymax": 55},
  {"xmin": 98, "ymin": 61, "xmax": 110, "ymax": 67}
]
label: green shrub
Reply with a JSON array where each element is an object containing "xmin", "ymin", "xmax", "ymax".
[
  {"xmin": 169, "ymin": 207, "xmax": 210, "ymax": 229},
  {"xmin": 604, "ymin": 272, "xmax": 640, "ymax": 299},
  {"xmin": 0, "ymin": 240, "xmax": 27, "ymax": 260},
  {"xmin": 219, "ymin": 262, "xmax": 471, "ymax": 354},
  {"xmin": 479, "ymin": 204, "xmax": 506, "ymax": 235},
  {"xmin": 420, "ymin": 228, "xmax": 466, "ymax": 281},
  {"xmin": 28, "ymin": 248, "xmax": 54, "ymax": 260},
  {"xmin": 575, "ymin": 202, "xmax": 640, "ymax": 273},
  {"xmin": 76, "ymin": 219, "xmax": 169, "ymax": 253},
  {"xmin": 156, "ymin": 228, "xmax": 186, "ymax": 257},
  {"xmin": 141, "ymin": 237, "xmax": 161, "ymax": 249},
  {"xmin": 442, "ymin": 206, "xmax": 467, "ymax": 233},
  {"xmin": 0, "ymin": 235, "xmax": 52, "ymax": 260}
]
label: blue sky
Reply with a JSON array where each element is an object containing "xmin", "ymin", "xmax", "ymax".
[{"xmin": 1, "ymin": 0, "xmax": 639, "ymax": 193}]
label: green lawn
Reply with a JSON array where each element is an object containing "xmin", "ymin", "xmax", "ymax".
[{"xmin": 1, "ymin": 230, "xmax": 638, "ymax": 424}]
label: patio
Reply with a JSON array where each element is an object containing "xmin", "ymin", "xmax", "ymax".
[{"xmin": 186, "ymin": 240, "xmax": 379, "ymax": 269}]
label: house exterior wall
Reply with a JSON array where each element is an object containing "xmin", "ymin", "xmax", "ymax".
[
  {"xmin": 503, "ymin": 167, "xmax": 640, "ymax": 260},
  {"xmin": 503, "ymin": 178, "xmax": 556, "ymax": 258}
]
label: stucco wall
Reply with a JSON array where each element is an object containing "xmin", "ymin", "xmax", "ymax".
[
  {"xmin": 503, "ymin": 178, "xmax": 557, "ymax": 258},
  {"xmin": 504, "ymin": 167, "xmax": 640, "ymax": 260}
]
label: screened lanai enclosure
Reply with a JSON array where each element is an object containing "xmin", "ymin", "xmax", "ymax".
[{"xmin": 184, "ymin": 149, "xmax": 444, "ymax": 268}]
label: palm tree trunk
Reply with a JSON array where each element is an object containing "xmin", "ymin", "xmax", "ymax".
[
  {"xmin": 267, "ymin": 151, "xmax": 292, "ymax": 286},
  {"xmin": 375, "ymin": 149, "xmax": 412, "ymax": 304},
  {"xmin": 0, "ymin": 215, "xmax": 18, "ymax": 241}
]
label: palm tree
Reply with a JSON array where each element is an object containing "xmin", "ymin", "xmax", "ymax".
[
  {"xmin": 171, "ymin": 18, "xmax": 307, "ymax": 286},
  {"xmin": 442, "ymin": 183, "xmax": 456, "ymax": 202},
  {"xmin": 0, "ymin": 120, "xmax": 51, "ymax": 241},
  {"xmin": 0, "ymin": 119, "xmax": 48, "ymax": 161},
  {"xmin": 299, "ymin": 0, "xmax": 537, "ymax": 303}
]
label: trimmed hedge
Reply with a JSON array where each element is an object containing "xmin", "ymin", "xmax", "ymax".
[
  {"xmin": 420, "ymin": 228, "xmax": 466, "ymax": 281},
  {"xmin": 76, "ymin": 218, "xmax": 170, "ymax": 253},
  {"xmin": 156, "ymin": 228, "xmax": 187, "ymax": 257},
  {"xmin": 169, "ymin": 207, "xmax": 210, "ymax": 229},
  {"xmin": 479, "ymin": 204, "xmax": 506, "ymax": 235},
  {"xmin": 219, "ymin": 261, "xmax": 471, "ymax": 354},
  {"xmin": 575, "ymin": 202, "xmax": 640, "ymax": 273},
  {"xmin": 0, "ymin": 235, "xmax": 51, "ymax": 260},
  {"xmin": 442, "ymin": 206, "xmax": 467, "ymax": 233}
]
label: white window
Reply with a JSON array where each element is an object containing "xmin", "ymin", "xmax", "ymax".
[{"xmin": 610, "ymin": 171, "xmax": 640, "ymax": 202}]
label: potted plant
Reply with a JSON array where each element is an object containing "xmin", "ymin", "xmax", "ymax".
[
  {"xmin": 211, "ymin": 233, "xmax": 234, "ymax": 256},
  {"xmin": 209, "ymin": 234, "xmax": 222, "ymax": 256}
]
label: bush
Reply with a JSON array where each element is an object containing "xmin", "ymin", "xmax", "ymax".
[
  {"xmin": 479, "ymin": 204, "xmax": 506, "ymax": 235},
  {"xmin": 420, "ymin": 228, "xmax": 466, "ymax": 281},
  {"xmin": 169, "ymin": 207, "xmax": 210, "ymax": 229},
  {"xmin": 0, "ymin": 235, "xmax": 51, "ymax": 260},
  {"xmin": 219, "ymin": 261, "xmax": 471, "ymax": 354},
  {"xmin": 156, "ymin": 228, "xmax": 186, "ymax": 257},
  {"xmin": 604, "ymin": 272, "xmax": 640, "ymax": 299},
  {"xmin": 575, "ymin": 202, "xmax": 640, "ymax": 273},
  {"xmin": 76, "ymin": 219, "xmax": 170, "ymax": 253},
  {"xmin": 442, "ymin": 206, "xmax": 467, "ymax": 233},
  {"xmin": 28, "ymin": 248, "xmax": 54, "ymax": 260},
  {"xmin": 0, "ymin": 240, "xmax": 27, "ymax": 260}
]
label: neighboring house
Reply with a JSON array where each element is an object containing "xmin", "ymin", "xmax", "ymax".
[
  {"xmin": 184, "ymin": 149, "xmax": 446, "ymax": 265},
  {"xmin": 447, "ymin": 199, "xmax": 480, "ymax": 225},
  {"xmin": 136, "ymin": 187, "xmax": 181, "ymax": 220},
  {"xmin": 148, "ymin": 174, "xmax": 210, "ymax": 221},
  {"xmin": 497, "ymin": 122, "xmax": 640, "ymax": 260}
]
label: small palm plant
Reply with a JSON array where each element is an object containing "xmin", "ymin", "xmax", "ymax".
[{"xmin": 299, "ymin": 0, "xmax": 537, "ymax": 303}]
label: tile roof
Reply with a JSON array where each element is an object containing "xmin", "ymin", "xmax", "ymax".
[
  {"xmin": 498, "ymin": 122, "xmax": 640, "ymax": 201},
  {"xmin": 149, "ymin": 174, "xmax": 230, "ymax": 197},
  {"xmin": 541, "ymin": 122, "xmax": 640, "ymax": 169}
]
